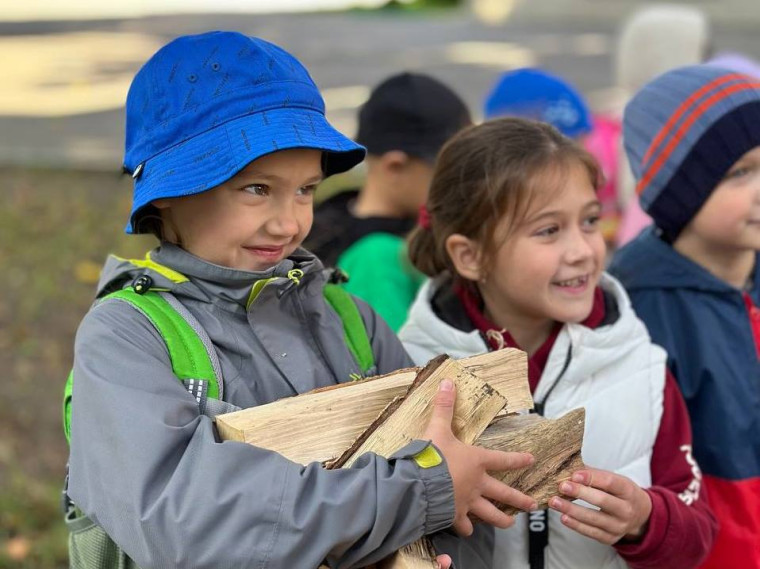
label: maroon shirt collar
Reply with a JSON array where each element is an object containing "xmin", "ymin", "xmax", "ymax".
[{"xmin": 455, "ymin": 283, "xmax": 605, "ymax": 393}]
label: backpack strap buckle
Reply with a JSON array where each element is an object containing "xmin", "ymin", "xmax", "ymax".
[
  {"xmin": 61, "ymin": 465, "xmax": 73, "ymax": 514},
  {"xmin": 132, "ymin": 274, "xmax": 153, "ymax": 295}
]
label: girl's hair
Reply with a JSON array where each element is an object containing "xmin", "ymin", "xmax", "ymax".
[{"xmin": 408, "ymin": 117, "xmax": 602, "ymax": 278}]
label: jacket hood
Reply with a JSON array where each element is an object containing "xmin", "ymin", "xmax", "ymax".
[
  {"xmin": 96, "ymin": 242, "xmax": 325, "ymax": 308},
  {"xmin": 609, "ymin": 227, "xmax": 760, "ymax": 294},
  {"xmin": 399, "ymin": 276, "xmax": 486, "ymax": 364},
  {"xmin": 399, "ymin": 273, "xmax": 650, "ymax": 374},
  {"xmin": 400, "ymin": 272, "xmax": 651, "ymax": 373}
]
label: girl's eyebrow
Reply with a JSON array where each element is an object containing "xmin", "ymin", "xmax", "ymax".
[
  {"xmin": 526, "ymin": 209, "xmax": 561, "ymax": 224},
  {"xmin": 583, "ymin": 199, "xmax": 603, "ymax": 210},
  {"xmin": 525, "ymin": 199, "xmax": 602, "ymax": 224}
]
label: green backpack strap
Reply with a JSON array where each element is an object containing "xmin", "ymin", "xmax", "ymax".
[
  {"xmin": 323, "ymin": 284, "xmax": 375, "ymax": 376},
  {"xmin": 63, "ymin": 288, "xmax": 221, "ymax": 443},
  {"xmin": 61, "ymin": 284, "xmax": 233, "ymax": 569}
]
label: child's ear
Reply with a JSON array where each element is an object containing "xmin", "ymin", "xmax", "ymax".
[
  {"xmin": 445, "ymin": 233, "xmax": 484, "ymax": 282},
  {"xmin": 152, "ymin": 198, "xmax": 171, "ymax": 210},
  {"xmin": 381, "ymin": 150, "xmax": 411, "ymax": 172}
]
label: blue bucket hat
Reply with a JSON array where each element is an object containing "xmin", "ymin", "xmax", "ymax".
[
  {"xmin": 483, "ymin": 68, "xmax": 592, "ymax": 139},
  {"xmin": 123, "ymin": 31, "xmax": 365, "ymax": 234}
]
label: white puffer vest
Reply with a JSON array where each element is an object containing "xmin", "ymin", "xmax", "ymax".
[{"xmin": 400, "ymin": 273, "xmax": 667, "ymax": 569}]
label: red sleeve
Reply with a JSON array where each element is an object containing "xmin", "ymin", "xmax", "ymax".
[{"xmin": 614, "ymin": 369, "xmax": 718, "ymax": 568}]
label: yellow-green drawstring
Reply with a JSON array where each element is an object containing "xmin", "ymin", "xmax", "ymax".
[{"xmin": 287, "ymin": 269, "xmax": 304, "ymax": 285}]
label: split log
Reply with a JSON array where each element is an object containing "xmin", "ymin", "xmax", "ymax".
[
  {"xmin": 317, "ymin": 541, "xmax": 439, "ymax": 569},
  {"xmin": 215, "ymin": 350, "xmax": 586, "ymax": 569},
  {"xmin": 477, "ymin": 408, "xmax": 586, "ymax": 514},
  {"xmin": 327, "ymin": 355, "xmax": 506, "ymax": 469},
  {"xmin": 378, "ymin": 541, "xmax": 438, "ymax": 569},
  {"xmin": 316, "ymin": 409, "xmax": 587, "ymax": 569},
  {"xmin": 215, "ymin": 349, "xmax": 531, "ymax": 465},
  {"xmin": 328, "ymin": 355, "xmax": 505, "ymax": 569},
  {"xmin": 374, "ymin": 409, "xmax": 586, "ymax": 568}
]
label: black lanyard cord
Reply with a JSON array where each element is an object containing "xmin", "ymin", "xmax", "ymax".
[{"xmin": 529, "ymin": 344, "xmax": 572, "ymax": 569}]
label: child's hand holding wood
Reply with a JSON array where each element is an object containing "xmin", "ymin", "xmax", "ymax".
[
  {"xmin": 549, "ymin": 467, "xmax": 653, "ymax": 545},
  {"xmin": 423, "ymin": 379, "xmax": 537, "ymax": 537}
]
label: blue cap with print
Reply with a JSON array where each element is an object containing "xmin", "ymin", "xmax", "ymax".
[
  {"xmin": 123, "ymin": 31, "xmax": 365, "ymax": 234},
  {"xmin": 483, "ymin": 68, "xmax": 592, "ymax": 139}
]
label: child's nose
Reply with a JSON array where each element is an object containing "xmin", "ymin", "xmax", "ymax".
[
  {"xmin": 266, "ymin": 203, "xmax": 300, "ymax": 237},
  {"xmin": 564, "ymin": 229, "xmax": 594, "ymax": 263}
]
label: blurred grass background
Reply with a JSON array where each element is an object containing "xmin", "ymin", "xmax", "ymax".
[
  {"xmin": 0, "ymin": 168, "xmax": 153, "ymax": 568},
  {"xmin": 0, "ymin": 165, "xmax": 361, "ymax": 568}
]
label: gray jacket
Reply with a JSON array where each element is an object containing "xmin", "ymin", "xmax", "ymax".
[{"xmin": 68, "ymin": 244, "xmax": 457, "ymax": 569}]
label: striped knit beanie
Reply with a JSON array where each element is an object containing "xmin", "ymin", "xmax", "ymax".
[{"xmin": 623, "ymin": 65, "xmax": 760, "ymax": 240}]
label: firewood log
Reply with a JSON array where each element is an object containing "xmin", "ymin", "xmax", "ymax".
[
  {"xmin": 215, "ymin": 349, "xmax": 531, "ymax": 465},
  {"xmin": 215, "ymin": 351, "xmax": 585, "ymax": 569}
]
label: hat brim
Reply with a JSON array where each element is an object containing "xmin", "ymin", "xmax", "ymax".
[{"xmin": 127, "ymin": 107, "xmax": 365, "ymax": 233}]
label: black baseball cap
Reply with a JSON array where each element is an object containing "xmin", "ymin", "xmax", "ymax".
[{"xmin": 355, "ymin": 72, "xmax": 472, "ymax": 162}]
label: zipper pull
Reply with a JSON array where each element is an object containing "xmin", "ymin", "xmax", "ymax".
[{"xmin": 277, "ymin": 269, "xmax": 305, "ymax": 298}]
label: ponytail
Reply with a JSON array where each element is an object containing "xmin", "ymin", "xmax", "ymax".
[{"xmin": 407, "ymin": 224, "xmax": 448, "ymax": 277}]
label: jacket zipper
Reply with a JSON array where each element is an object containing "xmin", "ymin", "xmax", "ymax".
[
  {"xmin": 534, "ymin": 344, "xmax": 572, "ymax": 416},
  {"xmin": 290, "ymin": 289, "xmax": 338, "ymax": 379},
  {"xmin": 273, "ymin": 267, "xmax": 340, "ymax": 379},
  {"xmin": 528, "ymin": 342, "xmax": 572, "ymax": 569}
]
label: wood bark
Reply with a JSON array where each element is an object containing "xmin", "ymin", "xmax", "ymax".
[
  {"xmin": 215, "ymin": 349, "xmax": 531, "ymax": 465},
  {"xmin": 328, "ymin": 355, "xmax": 505, "ymax": 569},
  {"xmin": 327, "ymin": 355, "xmax": 506, "ymax": 469},
  {"xmin": 477, "ymin": 408, "xmax": 586, "ymax": 514},
  {"xmin": 215, "ymin": 351, "xmax": 585, "ymax": 569}
]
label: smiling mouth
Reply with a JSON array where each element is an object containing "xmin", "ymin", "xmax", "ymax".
[
  {"xmin": 554, "ymin": 275, "xmax": 589, "ymax": 288},
  {"xmin": 244, "ymin": 245, "xmax": 286, "ymax": 256}
]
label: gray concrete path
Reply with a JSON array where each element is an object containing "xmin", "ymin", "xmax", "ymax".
[{"xmin": 1, "ymin": 2, "xmax": 758, "ymax": 170}]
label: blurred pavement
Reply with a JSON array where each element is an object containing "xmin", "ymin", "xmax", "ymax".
[{"xmin": 1, "ymin": 0, "xmax": 759, "ymax": 170}]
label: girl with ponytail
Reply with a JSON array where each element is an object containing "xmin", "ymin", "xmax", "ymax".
[{"xmin": 400, "ymin": 117, "xmax": 716, "ymax": 569}]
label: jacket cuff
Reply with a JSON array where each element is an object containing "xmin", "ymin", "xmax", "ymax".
[
  {"xmin": 614, "ymin": 488, "xmax": 668, "ymax": 562},
  {"xmin": 392, "ymin": 440, "xmax": 455, "ymax": 535}
]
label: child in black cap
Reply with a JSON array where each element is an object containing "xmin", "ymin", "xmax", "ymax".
[
  {"xmin": 64, "ymin": 31, "xmax": 534, "ymax": 569},
  {"xmin": 305, "ymin": 72, "xmax": 471, "ymax": 330}
]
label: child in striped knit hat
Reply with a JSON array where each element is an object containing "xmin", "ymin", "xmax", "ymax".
[{"xmin": 610, "ymin": 65, "xmax": 760, "ymax": 568}]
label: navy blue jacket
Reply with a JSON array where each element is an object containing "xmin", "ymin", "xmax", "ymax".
[{"xmin": 610, "ymin": 227, "xmax": 760, "ymax": 568}]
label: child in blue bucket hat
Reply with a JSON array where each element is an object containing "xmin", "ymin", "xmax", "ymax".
[{"xmin": 64, "ymin": 31, "xmax": 537, "ymax": 569}]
